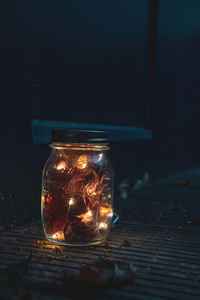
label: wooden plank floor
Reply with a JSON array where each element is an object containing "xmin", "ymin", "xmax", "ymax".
[{"xmin": 0, "ymin": 220, "xmax": 200, "ymax": 299}]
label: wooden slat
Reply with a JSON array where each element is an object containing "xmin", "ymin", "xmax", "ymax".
[{"xmin": 0, "ymin": 221, "xmax": 200, "ymax": 300}]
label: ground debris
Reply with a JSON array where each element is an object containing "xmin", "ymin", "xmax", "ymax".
[
  {"xmin": 104, "ymin": 243, "xmax": 113, "ymax": 249},
  {"xmin": 117, "ymin": 179, "xmax": 130, "ymax": 199},
  {"xmin": 176, "ymin": 179, "xmax": 193, "ymax": 188},
  {"xmin": 132, "ymin": 172, "xmax": 150, "ymax": 190},
  {"xmin": 53, "ymin": 246, "xmax": 64, "ymax": 254},
  {"xmin": 120, "ymin": 240, "xmax": 131, "ymax": 247},
  {"xmin": 58, "ymin": 256, "xmax": 136, "ymax": 285}
]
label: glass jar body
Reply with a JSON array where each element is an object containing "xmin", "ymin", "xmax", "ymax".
[{"xmin": 41, "ymin": 143, "xmax": 114, "ymax": 246}]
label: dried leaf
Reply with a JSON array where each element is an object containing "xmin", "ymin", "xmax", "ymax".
[
  {"xmin": 60, "ymin": 257, "xmax": 136, "ymax": 285},
  {"xmin": 176, "ymin": 179, "xmax": 192, "ymax": 188}
]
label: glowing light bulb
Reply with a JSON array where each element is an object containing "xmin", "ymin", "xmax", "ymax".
[
  {"xmin": 52, "ymin": 231, "xmax": 64, "ymax": 240},
  {"xmin": 56, "ymin": 161, "xmax": 66, "ymax": 171},
  {"xmin": 76, "ymin": 155, "xmax": 88, "ymax": 169},
  {"xmin": 99, "ymin": 206, "xmax": 113, "ymax": 217},
  {"xmin": 69, "ymin": 197, "xmax": 74, "ymax": 205},
  {"xmin": 78, "ymin": 209, "xmax": 93, "ymax": 223},
  {"xmin": 87, "ymin": 210, "xmax": 92, "ymax": 217},
  {"xmin": 108, "ymin": 211, "xmax": 113, "ymax": 218},
  {"xmin": 99, "ymin": 222, "xmax": 107, "ymax": 229}
]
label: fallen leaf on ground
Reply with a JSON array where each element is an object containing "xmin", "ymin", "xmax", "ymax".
[
  {"xmin": 176, "ymin": 179, "xmax": 192, "ymax": 188},
  {"xmin": 60, "ymin": 257, "xmax": 136, "ymax": 285}
]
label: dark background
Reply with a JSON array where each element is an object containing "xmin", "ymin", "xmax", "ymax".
[{"xmin": 1, "ymin": 0, "xmax": 200, "ymax": 225}]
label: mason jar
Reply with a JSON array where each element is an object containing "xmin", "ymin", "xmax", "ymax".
[{"xmin": 41, "ymin": 130, "xmax": 114, "ymax": 246}]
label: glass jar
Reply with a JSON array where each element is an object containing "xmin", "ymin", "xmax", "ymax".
[{"xmin": 41, "ymin": 130, "xmax": 114, "ymax": 246}]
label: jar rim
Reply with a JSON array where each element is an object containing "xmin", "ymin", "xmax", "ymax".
[{"xmin": 49, "ymin": 142, "xmax": 110, "ymax": 151}]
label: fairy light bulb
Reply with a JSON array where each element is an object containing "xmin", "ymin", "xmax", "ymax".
[
  {"xmin": 108, "ymin": 211, "xmax": 113, "ymax": 218},
  {"xmin": 52, "ymin": 231, "xmax": 64, "ymax": 241},
  {"xmin": 69, "ymin": 197, "xmax": 75, "ymax": 205},
  {"xmin": 99, "ymin": 206, "xmax": 113, "ymax": 218},
  {"xmin": 99, "ymin": 222, "xmax": 107, "ymax": 229},
  {"xmin": 76, "ymin": 155, "xmax": 88, "ymax": 169},
  {"xmin": 56, "ymin": 161, "xmax": 66, "ymax": 171},
  {"xmin": 86, "ymin": 210, "xmax": 92, "ymax": 217},
  {"xmin": 78, "ymin": 209, "xmax": 93, "ymax": 223}
]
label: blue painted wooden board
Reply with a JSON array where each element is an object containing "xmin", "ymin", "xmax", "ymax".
[{"xmin": 32, "ymin": 119, "xmax": 152, "ymax": 144}]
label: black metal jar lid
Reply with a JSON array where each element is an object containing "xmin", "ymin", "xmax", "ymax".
[{"xmin": 51, "ymin": 129, "xmax": 108, "ymax": 144}]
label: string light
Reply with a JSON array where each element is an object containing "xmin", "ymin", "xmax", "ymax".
[
  {"xmin": 43, "ymin": 148, "xmax": 112, "ymax": 243},
  {"xmin": 99, "ymin": 206, "xmax": 113, "ymax": 218},
  {"xmin": 99, "ymin": 222, "xmax": 107, "ymax": 229},
  {"xmin": 76, "ymin": 155, "xmax": 88, "ymax": 169},
  {"xmin": 86, "ymin": 184, "xmax": 97, "ymax": 197},
  {"xmin": 56, "ymin": 161, "xmax": 66, "ymax": 171},
  {"xmin": 69, "ymin": 197, "xmax": 75, "ymax": 205},
  {"xmin": 78, "ymin": 209, "xmax": 93, "ymax": 224},
  {"xmin": 52, "ymin": 231, "xmax": 64, "ymax": 240}
]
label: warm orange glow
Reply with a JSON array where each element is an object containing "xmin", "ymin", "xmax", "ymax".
[
  {"xmin": 99, "ymin": 206, "xmax": 113, "ymax": 217},
  {"xmin": 78, "ymin": 209, "xmax": 93, "ymax": 223},
  {"xmin": 52, "ymin": 231, "xmax": 64, "ymax": 240},
  {"xmin": 69, "ymin": 197, "xmax": 75, "ymax": 205},
  {"xmin": 86, "ymin": 184, "xmax": 97, "ymax": 196},
  {"xmin": 76, "ymin": 155, "xmax": 88, "ymax": 169},
  {"xmin": 41, "ymin": 195, "xmax": 45, "ymax": 204},
  {"xmin": 56, "ymin": 161, "xmax": 66, "ymax": 171},
  {"xmin": 99, "ymin": 222, "xmax": 107, "ymax": 229}
]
